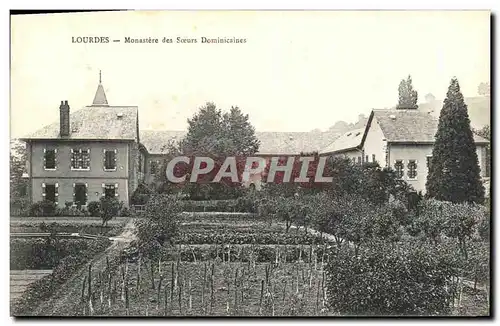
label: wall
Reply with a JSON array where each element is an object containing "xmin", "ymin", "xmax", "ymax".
[
  {"xmin": 362, "ymin": 116, "xmax": 387, "ymax": 166},
  {"xmin": 30, "ymin": 140, "xmax": 130, "ymax": 178},
  {"xmin": 28, "ymin": 140, "xmax": 133, "ymax": 206},
  {"xmin": 31, "ymin": 177, "xmax": 129, "ymax": 207},
  {"xmin": 389, "ymin": 144, "xmax": 434, "ymax": 193}
]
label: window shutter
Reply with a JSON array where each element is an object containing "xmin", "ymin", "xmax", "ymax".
[
  {"xmin": 114, "ymin": 183, "xmax": 119, "ymax": 197},
  {"xmin": 42, "ymin": 183, "xmax": 46, "ymax": 197},
  {"xmin": 102, "ymin": 184, "xmax": 105, "ymax": 197}
]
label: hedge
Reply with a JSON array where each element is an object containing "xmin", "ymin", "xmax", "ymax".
[{"xmin": 11, "ymin": 238, "xmax": 111, "ymax": 316}]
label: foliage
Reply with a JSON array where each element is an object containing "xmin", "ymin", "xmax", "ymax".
[
  {"xmin": 10, "ymin": 238, "xmax": 92, "ymax": 270},
  {"xmin": 157, "ymin": 103, "xmax": 260, "ymax": 200},
  {"xmin": 29, "ymin": 200, "xmax": 57, "ymax": 217},
  {"xmin": 87, "ymin": 201, "xmax": 101, "ymax": 217},
  {"xmin": 99, "ymin": 197, "xmax": 121, "ymax": 226},
  {"xmin": 329, "ymin": 157, "xmax": 414, "ymax": 207},
  {"xmin": 135, "ymin": 195, "xmax": 182, "ymax": 259},
  {"xmin": 10, "ymin": 140, "xmax": 28, "ymax": 202},
  {"xmin": 131, "ymin": 182, "xmax": 154, "ymax": 205},
  {"xmin": 10, "ymin": 197, "xmax": 30, "ymax": 216},
  {"xmin": 442, "ymin": 202, "xmax": 484, "ymax": 260},
  {"xmin": 326, "ymin": 241, "xmax": 460, "ymax": 316},
  {"xmin": 397, "ymin": 75, "xmax": 418, "ymax": 109},
  {"xmin": 11, "ymin": 238, "xmax": 111, "ymax": 316},
  {"xmin": 426, "ymin": 77, "xmax": 485, "ymax": 204}
]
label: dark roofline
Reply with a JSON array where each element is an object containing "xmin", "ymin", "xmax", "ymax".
[{"xmin": 320, "ymin": 145, "xmax": 362, "ymax": 156}]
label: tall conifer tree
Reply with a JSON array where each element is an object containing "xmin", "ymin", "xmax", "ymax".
[{"xmin": 426, "ymin": 78, "xmax": 485, "ymax": 203}]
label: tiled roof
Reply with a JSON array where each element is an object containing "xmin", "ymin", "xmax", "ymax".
[
  {"xmin": 140, "ymin": 130, "xmax": 186, "ymax": 154},
  {"xmin": 319, "ymin": 128, "xmax": 364, "ymax": 154},
  {"xmin": 139, "ymin": 130, "xmax": 336, "ymax": 155},
  {"xmin": 21, "ymin": 106, "xmax": 138, "ymax": 141},
  {"xmin": 372, "ymin": 109, "xmax": 489, "ymax": 144},
  {"xmin": 255, "ymin": 131, "xmax": 335, "ymax": 155}
]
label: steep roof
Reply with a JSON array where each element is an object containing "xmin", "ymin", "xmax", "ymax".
[
  {"xmin": 91, "ymin": 71, "xmax": 109, "ymax": 106},
  {"xmin": 92, "ymin": 84, "xmax": 108, "ymax": 106},
  {"xmin": 320, "ymin": 128, "xmax": 364, "ymax": 154},
  {"xmin": 370, "ymin": 109, "xmax": 489, "ymax": 144},
  {"xmin": 139, "ymin": 130, "xmax": 336, "ymax": 155},
  {"xmin": 21, "ymin": 106, "xmax": 138, "ymax": 141}
]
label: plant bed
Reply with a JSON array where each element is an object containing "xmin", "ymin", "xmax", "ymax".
[
  {"xmin": 172, "ymin": 231, "xmax": 331, "ymax": 245},
  {"xmin": 64, "ymin": 259, "xmax": 332, "ymax": 316}
]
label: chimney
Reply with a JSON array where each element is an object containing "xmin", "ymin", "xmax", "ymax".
[{"xmin": 60, "ymin": 100, "xmax": 70, "ymax": 137}]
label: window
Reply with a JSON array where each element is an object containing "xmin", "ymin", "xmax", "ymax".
[
  {"xmin": 372, "ymin": 154, "xmax": 376, "ymax": 163},
  {"xmin": 407, "ymin": 160, "xmax": 417, "ymax": 179},
  {"xmin": 394, "ymin": 160, "xmax": 404, "ymax": 179},
  {"xmin": 103, "ymin": 183, "xmax": 118, "ymax": 199},
  {"xmin": 426, "ymin": 156, "xmax": 433, "ymax": 172},
  {"xmin": 352, "ymin": 157, "xmax": 356, "ymax": 164},
  {"xmin": 71, "ymin": 149, "xmax": 90, "ymax": 170},
  {"xmin": 44, "ymin": 149, "xmax": 57, "ymax": 170},
  {"xmin": 43, "ymin": 183, "xmax": 58, "ymax": 204},
  {"xmin": 365, "ymin": 155, "xmax": 369, "ymax": 163},
  {"xmin": 73, "ymin": 183, "xmax": 87, "ymax": 206},
  {"xmin": 104, "ymin": 150, "xmax": 117, "ymax": 170},
  {"xmin": 357, "ymin": 156, "xmax": 361, "ymax": 164},
  {"xmin": 150, "ymin": 160, "xmax": 158, "ymax": 175}
]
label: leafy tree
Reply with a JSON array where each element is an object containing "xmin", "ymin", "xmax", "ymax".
[
  {"xmin": 169, "ymin": 102, "xmax": 260, "ymax": 199},
  {"xmin": 477, "ymin": 82, "xmax": 490, "ymax": 96},
  {"xmin": 397, "ymin": 75, "xmax": 418, "ymax": 109},
  {"xmin": 99, "ymin": 197, "xmax": 121, "ymax": 226},
  {"xmin": 10, "ymin": 140, "xmax": 28, "ymax": 201},
  {"xmin": 135, "ymin": 195, "xmax": 181, "ymax": 259},
  {"xmin": 426, "ymin": 78, "xmax": 485, "ymax": 204}
]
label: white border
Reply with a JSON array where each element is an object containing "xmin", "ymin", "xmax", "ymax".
[{"xmin": 3, "ymin": 2, "xmax": 498, "ymax": 326}]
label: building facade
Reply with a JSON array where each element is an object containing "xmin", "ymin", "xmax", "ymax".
[
  {"xmin": 321, "ymin": 109, "xmax": 490, "ymax": 194},
  {"xmin": 21, "ymin": 77, "xmax": 145, "ymax": 207},
  {"xmin": 20, "ymin": 77, "xmax": 489, "ymax": 208}
]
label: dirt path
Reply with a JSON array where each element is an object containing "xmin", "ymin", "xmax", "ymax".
[{"xmin": 30, "ymin": 218, "xmax": 137, "ymax": 316}]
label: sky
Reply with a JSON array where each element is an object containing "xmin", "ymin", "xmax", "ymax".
[{"xmin": 10, "ymin": 10, "xmax": 490, "ymax": 137}]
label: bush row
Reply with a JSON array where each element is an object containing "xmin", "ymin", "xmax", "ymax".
[
  {"xmin": 11, "ymin": 238, "xmax": 111, "ymax": 316},
  {"xmin": 11, "ymin": 238, "xmax": 94, "ymax": 270},
  {"xmin": 172, "ymin": 231, "xmax": 332, "ymax": 245},
  {"xmin": 16, "ymin": 199, "xmax": 132, "ymax": 217}
]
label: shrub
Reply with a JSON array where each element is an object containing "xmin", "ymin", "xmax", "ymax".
[
  {"xmin": 131, "ymin": 182, "xmax": 153, "ymax": 205},
  {"xmin": 11, "ymin": 238, "xmax": 111, "ymax": 316},
  {"xmin": 87, "ymin": 201, "xmax": 101, "ymax": 217},
  {"xmin": 135, "ymin": 195, "xmax": 182, "ymax": 259},
  {"xmin": 29, "ymin": 200, "xmax": 57, "ymax": 217},
  {"xmin": 326, "ymin": 241, "xmax": 460, "ymax": 316},
  {"xmin": 119, "ymin": 206, "xmax": 132, "ymax": 217},
  {"xmin": 10, "ymin": 198, "xmax": 30, "ymax": 216}
]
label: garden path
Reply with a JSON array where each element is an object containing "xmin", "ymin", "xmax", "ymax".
[{"xmin": 30, "ymin": 218, "xmax": 137, "ymax": 316}]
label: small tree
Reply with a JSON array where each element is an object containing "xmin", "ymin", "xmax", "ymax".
[
  {"xmin": 397, "ymin": 75, "xmax": 418, "ymax": 110},
  {"xmin": 99, "ymin": 197, "xmax": 121, "ymax": 226},
  {"xmin": 426, "ymin": 77, "xmax": 485, "ymax": 204}
]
